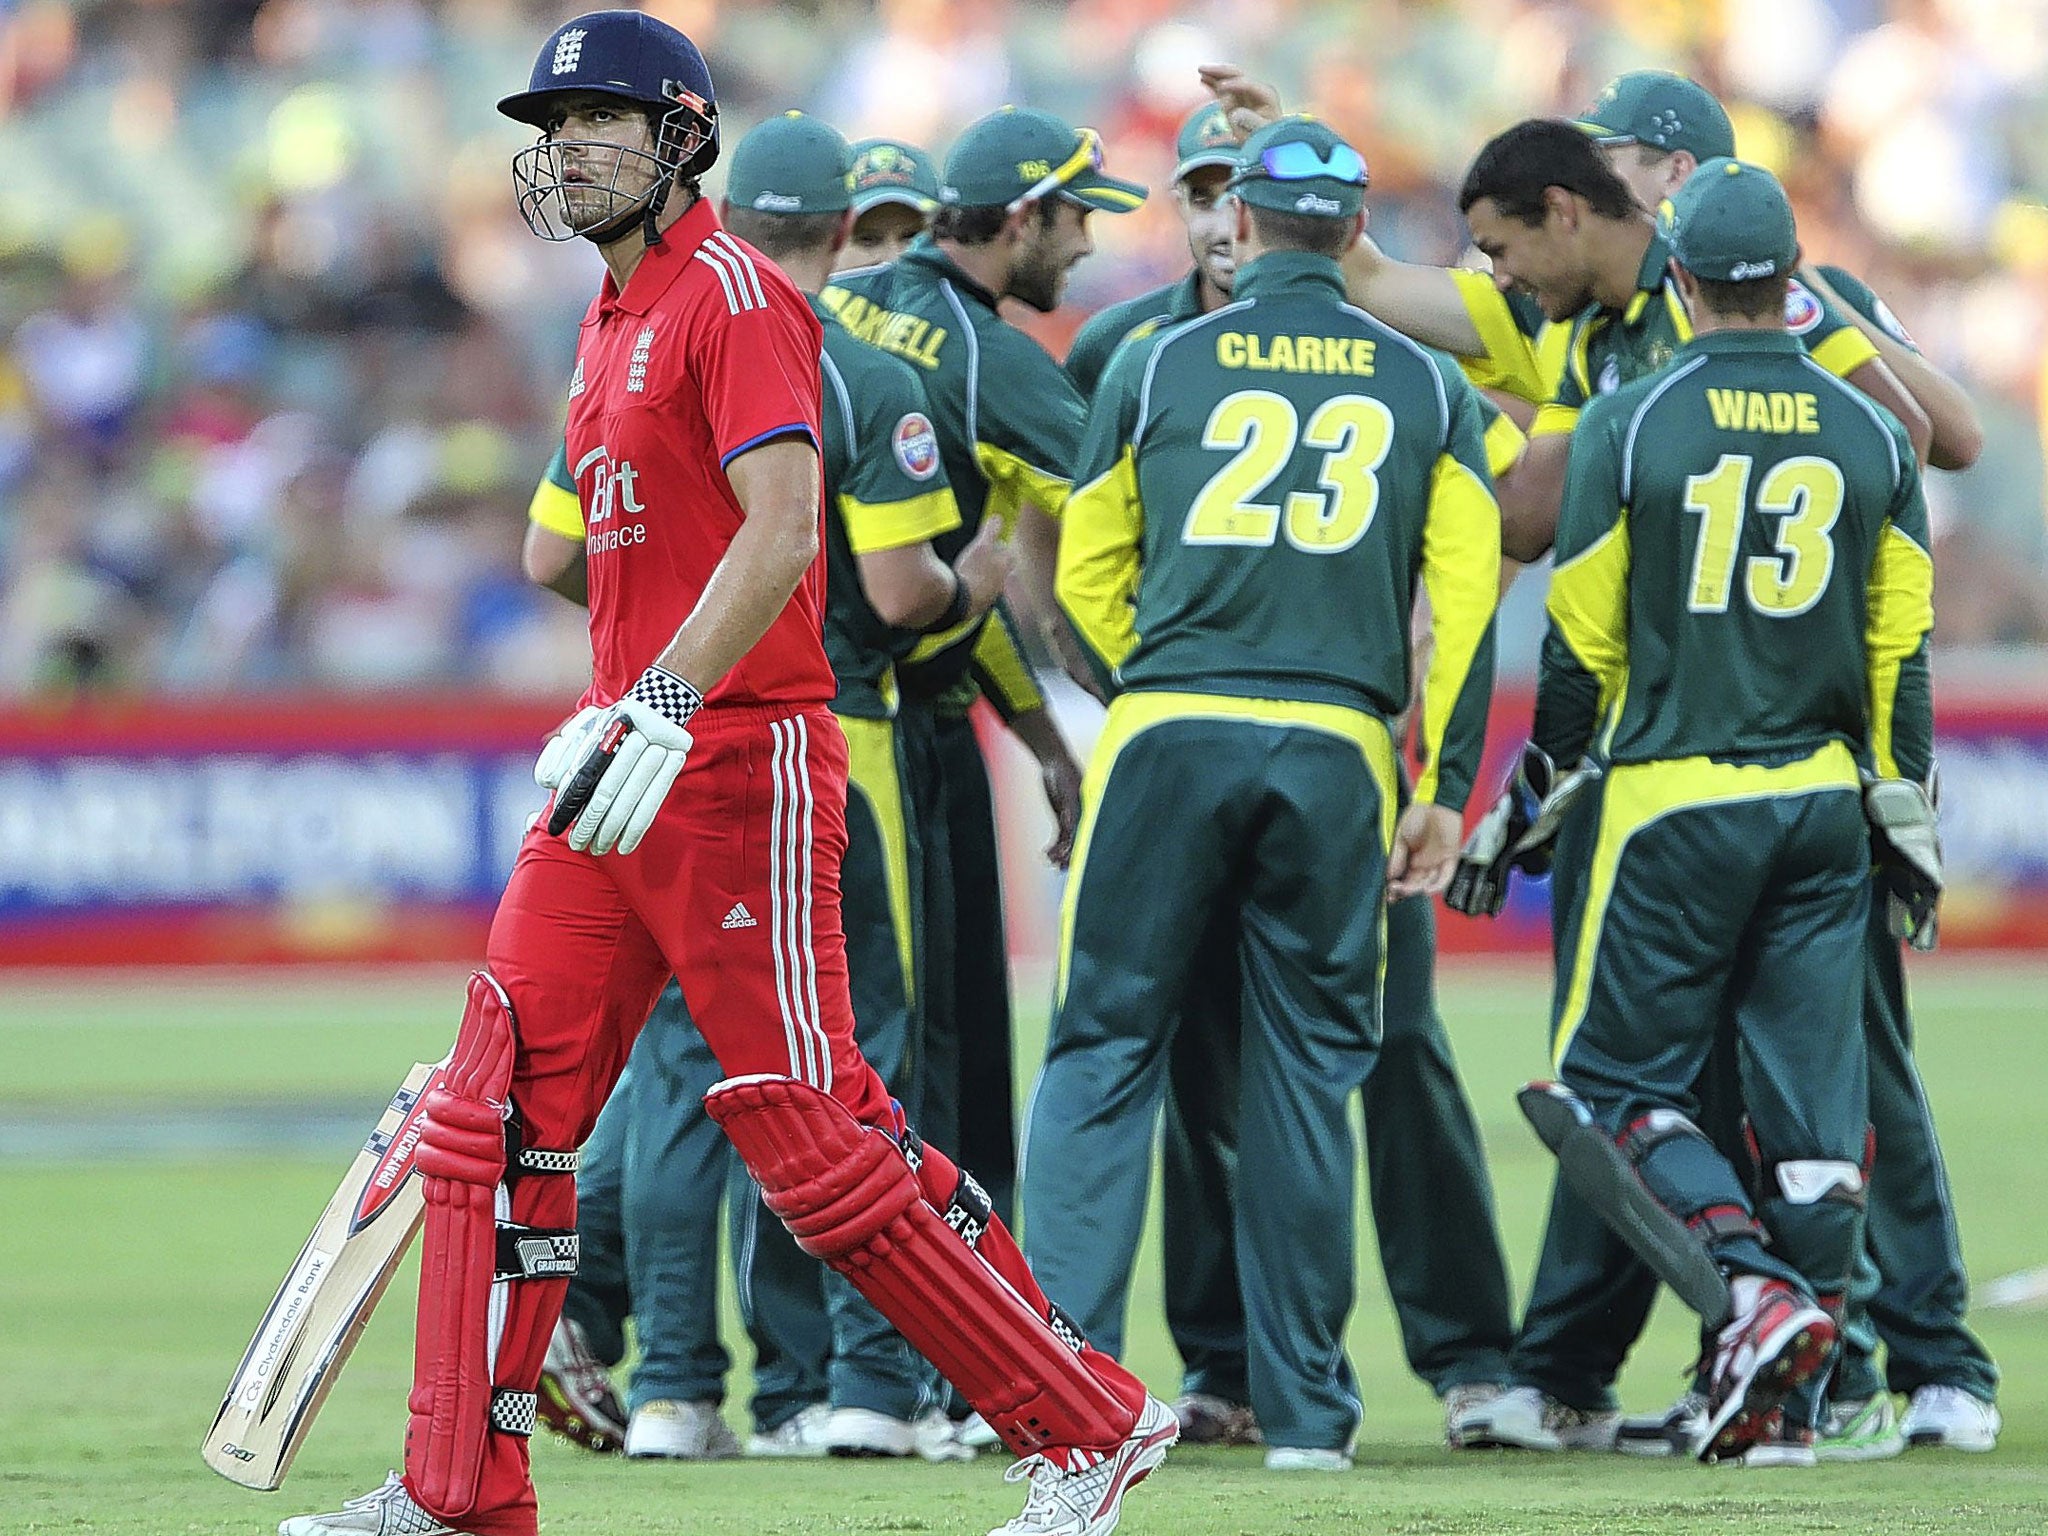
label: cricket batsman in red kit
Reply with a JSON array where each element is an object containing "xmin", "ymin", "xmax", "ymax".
[{"xmin": 277, "ymin": 13, "xmax": 1175, "ymax": 1536}]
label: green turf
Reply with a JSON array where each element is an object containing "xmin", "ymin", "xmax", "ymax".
[{"xmin": 4, "ymin": 962, "xmax": 2044, "ymax": 1534}]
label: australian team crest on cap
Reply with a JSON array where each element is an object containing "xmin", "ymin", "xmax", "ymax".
[
  {"xmin": 893, "ymin": 413, "xmax": 940, "ymax": 480},
  {"xmin": 1783, "ymin": 279, "xmax": 1824, "ymax": 335}
]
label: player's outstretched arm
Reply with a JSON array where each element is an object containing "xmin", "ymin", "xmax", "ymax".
[
  {"xmin": 859, "ymin": 514, "xmax": 1011, "ymax": 632},
  {"xmin": 1842, "ymin": 356, "xmax": 1933, "ymax": 466},
  {"xmin": 1803, "ymin": 268, "xmax": 1981, "ymax": 471}
]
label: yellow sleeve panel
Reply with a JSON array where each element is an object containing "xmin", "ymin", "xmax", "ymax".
[
  {"xmin": 1483, "ymin": 410, "xmax": 1527, "ymax": 480},
  {"xmin": 1055, "ymin": 445, "xmax": 1145, "ymax": 676},
  {"xmin": 1864, "ymin": 522, "xmax": 1935, "ymax": 779},
  {"xmin": 977, "ymin": 442, "xmax": 1073, "ymax": 526},
  {"xmin": 840, "ymin": 486, "xmax": 962, "ymax": 557},
  {"xmin": 1808, "ymin": 325, "xmax": 1882, "ymax": 381},
  {"xmin": 971, "ymin": 610, "xmax": 1045, "ymax": 717},
  {"xmin": 1414, "ymin": 452, "xmax": 1503, "ymax": 806},
  {"xmin": 1545, "ymin": 514, "xmax": 1632, "ymax": 717},
  {"xmin": 528, "ymin": 476, "xmax": 585, "ymax": 540},
  {"xmin": 1531, "ymin": 402, "xmax": 1581, "ymax": 439},
  {"xmin": 1535, "ymin": 318, "xmax": 1571, "ymax": 401},
  {"xmin": 1449, "ymin": 269, "xmax": 1546, "ymax": 403}
]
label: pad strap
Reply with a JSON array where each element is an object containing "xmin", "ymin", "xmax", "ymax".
[
  {"xmin": 516, "ymin": 1146, "xmax": 580, "ymax": 1176},
  {"xmin": 1620, "ymin": 1108, "xmax": 1710, "ymax": 1166},
  {"xmin": 489, "ymin": 1389, "xmax": 537, "ymax": 1437},
  {"xmin": 494, "ymin": 1223, "xmax": 580, "ymax": 1282},
  {"xmin": 1686, "ymin": 1203, "xmax": 1765, "ymax": 1246},
  {"xmin": 943, "ymin": 1168, "xmax": 994, "ymax": 1250}
]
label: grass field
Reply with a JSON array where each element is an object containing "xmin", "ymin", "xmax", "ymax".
[{"xmin": 5, "ymin": 960, "xmax": 2046, "ymax": 1535}]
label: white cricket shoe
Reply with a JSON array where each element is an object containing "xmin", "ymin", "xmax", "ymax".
[
  {"xmin": 990, "ymin": 1395, "xmax": 1178, "ymax": 1536},
  {"xmin": 1696, "ymin": 1276, "xmax": 1835, "ymax": 1463},
  {"xmin": 535, "ymin": 1317, "xmax": 627, "ymax": 1454},
  {"xmin": 1814, "ymin": 1393, "xmax": 1905, "ymax": 1462},
  {"xmin": 278, "ymin": 1472, "xmax": 458, "ymax": 1535},
  {"xmin": 1455, "ymin": 1385, "xmax": 1620, "ymax": 1451},
  {"xmin": 1901, "ymin": 1385, "xmax": 2001, "ymax": 1451},
  {"xmin": 746, "ymin": 1402, "xmax": 832, "ymax": 1458},
  {"xmin": 958, "ymin": 1412, "xmax": 1004, "ymax": 1451},
  {"xmin": 1264, "ymin": 1446, "xmax": 1352, "ymax": 1472},
  {"xmin": 624, "ymin": 1398, "xmax": 742, "ymax": 1459},
  {"xmin": 915, "ymin": 1408, "xmax": 978, "ymax": 1463},
  {"xmin": 1441, "ymin": 1382, "xmax": 1505, "ymax": 1449}
]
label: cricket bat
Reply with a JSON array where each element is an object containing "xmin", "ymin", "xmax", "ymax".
[{"xmin": 202, "ymin": 1054, "xmax": 450, "ymax": 1490}]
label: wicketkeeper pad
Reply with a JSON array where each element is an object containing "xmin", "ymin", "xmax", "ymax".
[{"xmin": 706, "ymin": 1073, "xmax": 1137, "ymax": 1456}]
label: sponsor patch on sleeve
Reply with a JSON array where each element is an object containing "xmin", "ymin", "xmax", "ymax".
[
  {"xmin": 1784, "ymin": 279, "xmax": 1824, "ymax": 336},
  {"xmin": 892, "ymin": 412, "xmax": 940, "ymax": 480},
  {"xmin": 1872, "ymin": 296, "xmax": 1914, "ymax": 347}
]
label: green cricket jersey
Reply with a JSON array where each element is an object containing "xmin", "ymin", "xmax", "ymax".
[
  {"xmin": 1059, "ymin": 250, "xmax": 1501, "ymax": 811},
  {"xmin": 1534, "ymin": 329, "xmax": 1934, "ymax": 782},
  {"xmin": 813, "ymin": 294, "xmax": 964, "ymax": 719},
  {"xmin": 1064, "ymin": 272, "xmax": 1205, "ymax": 398},
  {"xmin": 818, "ymin": 236, "xmax": 1079, "ymax": 716},
  {"xmin": 522, "ymin": 304, "xmax": 963, "ymax": 722},
  {"xmin": 1074, "ymin": 267, "xmax": 1533, "ymax": 481},
  {"xmin": 1532, "ymin": 232, "xmax": 1880, "ymax": 440}
]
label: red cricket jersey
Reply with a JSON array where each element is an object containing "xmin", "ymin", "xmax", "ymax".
[{"xmin": 563, "ymin": 198, "xmax": 832, "ymax": 710}]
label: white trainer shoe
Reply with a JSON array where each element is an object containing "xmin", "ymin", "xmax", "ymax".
[
  {"xmin": 1441, "ymin": 1382, "xmax": 1505, "ymax": 1449},
  {"xmin": 1456, "ymin": 1385, "xmax": 1620, "ymax": 1451},
  {"xmin": 623, "ymin": 1398, "xmax": 742, "ymax": 1460},
  {"xmin": 1814, "ymin": 1393, "xmax": 1906, "ymax": 1462},
  {"xmin": 824, "ymin": 1405, "xmax": 920, "ymax": 1457},
  {"xmin": 989, "ymin": 1395, "xmax": 1179, "ymax": 1536},
  {"xmin": 957, "ymin": 1412, "xmax": 1004, "ymax": 1451},
  {"xmin": 914, "ymin": 1408, "xmax": 977, "ymax": 1463},
  {"xmin": 1901, "ymin": 1385, "xmax": 2001, "ymax": 1451},
  {"xmin": 278, "ymin": 1472, "xmax": 457, "ymax": 1535},
  {"xmin": 1264, "ymin": 1446, "xmax": 1352, "ymax": 1472},
  {"xmin": 746, "ymin": 1401, "xmax": 832, "ymax": 1458}
]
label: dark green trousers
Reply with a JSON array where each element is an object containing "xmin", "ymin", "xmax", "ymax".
[
  {"xmin": 1160, "ymin": 889, "xmax": 1515, "ymax": 1405},
  {"xmin": 1023, "ymin": 692, "xmax": 1396, "ymax": 1451},
  {"xmin": 556, "ymin": 711, "xmax": 933, "ymax": 1426},
  {"xmin": 917, "ymin": 705, "xmax": 1018, "ymax": 1223},
  {"xmin": 1833, "ymin": 896, "xmax": 2000, "ymax": 1401},
  {"xmin": 1514, "ymin": 789, "xmax": 1995, "ymax": 1410}
]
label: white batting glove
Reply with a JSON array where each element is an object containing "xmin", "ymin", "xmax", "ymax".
[
  {"xmin": 534, "ymin": 705, "xmax": 608, "ymax": 792},
  {"xmin": 545, "ymin": 666, "xmax": 701, "ymax": 857}
]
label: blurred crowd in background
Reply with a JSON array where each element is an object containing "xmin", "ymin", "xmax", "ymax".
[{"xmin": 4, "ymin": 0, "xmax": 2048, "ymax": 697}]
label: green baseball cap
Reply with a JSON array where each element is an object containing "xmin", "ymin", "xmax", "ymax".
[
  {"xmin": 1173, "ymin": 102, "xmax": 1240, "ymax": 182},
  {"xmin": 1660, "ymin": 158, "xmax": 1798, "ymax": 282},
  {"xmin": 939, "ymin": 107, "xmax": 1147, "ymax": 213},
  {"xmin": 725, "ymin": 110, "xmax": 852, "ymax": 215},
  {"xmin": 1576, "ymin": 70, "xmax": 1736, "ymax": 162},
  {"xmin": 848, "ymin": 137, "xmax": 942, "ymax": 216},
  {"xmin": 1226, "ymin": 116, "xmax": 1367, "ymax": 220}
]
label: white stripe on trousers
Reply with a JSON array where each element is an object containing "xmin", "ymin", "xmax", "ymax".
[{"xmin": 769, "ymin": 718, "xmax": 829, "ymax": 1088}]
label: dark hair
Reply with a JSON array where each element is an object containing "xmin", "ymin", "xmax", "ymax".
[
  {"xmin": 721, "ymin": 207, "xmax": 842, "ymax": 259},
  {"xmin": 1246, "ymin": 203, "xmax": 1355, "ymax": 260},
  {"xmin": 931, "ymin": 198, "xmax": 1058, "ymax": 246},
  {"xmin": 1457, "ymin": 120, "xmax": 1638, "ymax": 224},
  {"xmin": 1690, "ymin": 272, "xmax": 1787, "ymax": 322}
]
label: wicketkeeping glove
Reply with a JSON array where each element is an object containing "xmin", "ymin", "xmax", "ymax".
[
  {"xmin": 543, "ymin": 666, "xmax": 701, "ymax": 857},
  {"xmin": 1864, "ymin": 771, "xmax": 1942, "ymax": 951},
  {"xmin": 1445, "ymin": 744, "xmax": 1601, "ymax": 918}
]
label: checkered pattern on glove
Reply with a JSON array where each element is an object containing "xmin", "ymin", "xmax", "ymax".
[{"xmin": 628, "ymin": 664, "xmax": 703, "ymax": 728}]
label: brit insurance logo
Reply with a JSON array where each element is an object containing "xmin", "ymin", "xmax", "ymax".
[
  {"xmin": 551, "ymin": 28, "xmax": 587, "ymax": 75},
  {"xmin": 573, "ymin": 442, "xmax": 651, "ymax": 557},
  {"xmin": 892, "ymin": 412, "xmax": 940, "ymax": 480}
]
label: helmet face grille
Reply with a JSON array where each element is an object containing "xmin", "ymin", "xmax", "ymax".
[{"xmin": 509, "ymin": 104, "xmax": 715, "ymax": 242}]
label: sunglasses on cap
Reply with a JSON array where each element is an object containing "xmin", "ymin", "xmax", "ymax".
[
  {"xmin": 1009, "ymin": 126, "xmax": 1105, "ymax": 212},
  {"xmin": 1228, "ymin": 139, "xmax": 1369, "ymax": 191}
]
